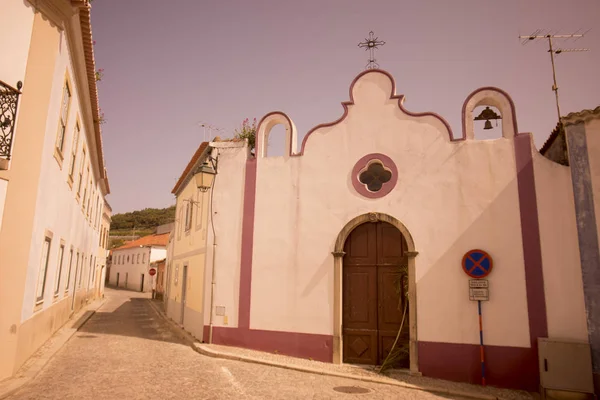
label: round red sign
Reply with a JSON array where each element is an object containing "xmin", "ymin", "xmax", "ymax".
[
  {"xmin": 462, "ymin": 249, "xmax": 493, "ymax": 279},
  {"xmin": 149, "ymin": 268, "xmax": 157, "ymax": 276}
]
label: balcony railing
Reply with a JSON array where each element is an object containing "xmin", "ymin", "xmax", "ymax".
[{"xmin": 0, "ymin": 80, "xmax": 23, "ymax": 160}]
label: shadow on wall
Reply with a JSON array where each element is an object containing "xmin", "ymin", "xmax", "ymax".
[{"xmin": 78, "ymin": 296, "xmax": 187, "ymax": 345}]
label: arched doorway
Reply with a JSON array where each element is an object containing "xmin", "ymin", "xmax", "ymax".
[
  {"xmin": 342, "ymin": 221, "xmax": 409, "ymax": 366},
  {"xmin": 332, "ymin": 213, "xmax": 418, "ymax": 372}
]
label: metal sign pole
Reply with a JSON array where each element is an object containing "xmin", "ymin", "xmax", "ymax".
[{"xmin": 478, "ymin": 300, "xmax": 486, "ymax": 386}]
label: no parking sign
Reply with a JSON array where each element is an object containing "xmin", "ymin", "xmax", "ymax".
[{"xmin": 462, "ymin": 249, "xmax": 493, "ymax": 279}]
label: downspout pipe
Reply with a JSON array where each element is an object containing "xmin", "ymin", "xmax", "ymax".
[{"xmin": 208, "ymin": 150, "xmax": 219, "ymax": 344}]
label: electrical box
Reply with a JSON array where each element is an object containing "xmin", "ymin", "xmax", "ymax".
[
  {"xmin": 538, "ymin": 338, "xmax": 594, "ymax": 396},
  {"xmin": 215, "ymin": 306, "xmax": 226, "ymax": 316}
]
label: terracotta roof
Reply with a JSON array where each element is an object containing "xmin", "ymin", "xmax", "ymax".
[
  {"xmin": 112, "ymin": 233, "xmax": 169, "ymax": 251},
  {"xmin": 71, "ymin": 0, "xmax": 110, "ymax": 194},
  {"xmin": 562, "ymin": 106, "xmax": 600, "ymax": 127},
  {"xmin": 171, "ymin": 141, "xmax": 209, "ymax": 194},
  {"xmin": 540, "ymin": 121, "xmax": 563, "ymax": 155}
]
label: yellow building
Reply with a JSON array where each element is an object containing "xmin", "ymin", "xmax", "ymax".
[{"xmin": 0, "ymin": 0, "xmax": 110, "ymax": 380}]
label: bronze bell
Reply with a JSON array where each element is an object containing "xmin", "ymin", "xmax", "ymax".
[{"xmin": 474, "ymin": 106, "xmax": 502, "ymax": 130}]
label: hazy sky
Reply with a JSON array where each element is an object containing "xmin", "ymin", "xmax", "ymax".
[{"xmin": 91, "ymin": 0, "xmax": 600, "ymax": 214}]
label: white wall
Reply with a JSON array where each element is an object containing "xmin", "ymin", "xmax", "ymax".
[
  {"xmin": 20, "ymin": 28, "xmax": 106, "ymax": 320},
  {"xmin": 0, "ymin": 0, "xmax": 34, "ymax": 89},
  {"xmin": 110, "ymin": 246, "xmax": 161, "ymax": 292},
  {"xmin": 203, "ymin": 145, "xmax": 248, "ymax": 328},
  {"xmin": 0, "ymin": 179, "xmax": 7, "ymax": 233}
]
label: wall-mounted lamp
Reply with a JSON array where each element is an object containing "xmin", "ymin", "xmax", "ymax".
[
  {"xmin": 474, "ymin": 106, "xmax": 502, "ymax": 130},
  {"xmin": 193, "ymin": 155, "xmax": 218, "ymax": 192}
]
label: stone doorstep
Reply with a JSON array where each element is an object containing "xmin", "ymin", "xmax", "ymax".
[
  {"xmin": 146, "ymin": 300, "xmax": 518, "ymax": 400},
  {"xmin": 0, "ymin": 298, "xmax": 105, "ymax": 400}
]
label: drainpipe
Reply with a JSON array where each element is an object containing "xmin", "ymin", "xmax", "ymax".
[{"xmin": 208, "ymin": 150, "xmax": 219, "ymax": 344}]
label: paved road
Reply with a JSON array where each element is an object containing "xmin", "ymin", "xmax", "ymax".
[{"xmin": 9, "ymin": 289, "xmax": 461, "ymax": 399}]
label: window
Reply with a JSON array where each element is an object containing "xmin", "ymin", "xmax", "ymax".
[
  {"xmin": 56, "ymin": 81, "xmax": 71, "ymax": 155},
  {"xmin": 36, "ymin": 237, "xmax": 52, "ymax": 303},
  {"xmin": 77, "ymin": 150, "xmax": 86, "ymax": 197},
  {"xmin": 54, "ymin": 244, "xmax": 65, "ymax": 295},
  {"xmin": 78, "ymin": 255, "xmax": 84, "ymax": 288},
  {"xmin": 142, "ymin": 253, "xmax": 145, "ymax": 264},
  {"xmin": 184, "ymin": 201, "xmax": 193, "ymax": 231},
  {"xmin": 88, "ymin": 257, "xmax": 94, "ymax": 290},
  {"xmin": 127, "ymin": 255, "xmax": 130, "ymax": 263},
  {"xmin": 65, "ymin": 249, "xmax": 73, "ymax": 292},
  {"xmin": 137, "ymin": 254, "xmax": 140, "ymax": 264},
  {"xmin": 74, "ymin": 252, "xmax": 80, "ymax": 290},
  {"xmin": 68, "ymin": 124, "xmax": 80, "ymax": 182},
  {"xmin": 94, "ymin": 196, "xmax": 99, "ymax": 228}
]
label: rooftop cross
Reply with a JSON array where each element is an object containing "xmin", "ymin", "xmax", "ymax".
[{"xmin": 358, "ymin": 31, "xmax": 386, "ymax": 70}]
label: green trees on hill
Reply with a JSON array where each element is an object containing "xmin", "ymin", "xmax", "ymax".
[{"xmin": 110, "ymin": 205, "xmax": 175, "ymax": 235}]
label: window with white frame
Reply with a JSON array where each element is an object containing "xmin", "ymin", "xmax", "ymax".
[
  {"xmin": 184, "ymin": 201, "xmax": 193, "ymax": 231},
  {"xmin": 77, "ymin": 150, "xmax": 86, "ymax": 196},
  {"xmin": 74, "ymin": 252, "xmax": 80, "ymax": 290},
  {"xmin": 137, "ymin": 254, "xmax": 140, "ymax": 264},
  {"xmin": 56, "ymin": 81, "xmax": 71, "ymax": 155},
  {"xmin": 68, "ymin": 123, "xmax": 80, "ymax": 181},
  {"xmin": 54, "ymin": 244, "xmax": 65, "ymax": 295},
  {"xmin": 65, "ymin": 248, "xmax": 73, "ymax": 292},
  {"xmin": 36, "ymin": 237, "xmax": 52, "ymax": 303},
  {"xmin": 142, "ymin": 252, "xmax": 145, "ymax": 264},
  {"xmin": 78, "ymin": 255, "xmax": 84, "ymax": 288}
]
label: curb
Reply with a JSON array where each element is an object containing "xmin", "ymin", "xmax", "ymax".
[
  {"xmin": 192, "ymin": 344, "xmax": 498, "ymax": 400},
  {"xmin": 147, "ymin": 300, "xmax": 499, "ymax": 400},
  {"xmin": 145, "ymin": 299, "xmax": 197, "ymax": 345},
  {"xmin": 0, "ymin": 298, "xmax": 105, "ymax": 400}
]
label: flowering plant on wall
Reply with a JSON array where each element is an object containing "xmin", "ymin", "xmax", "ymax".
[
  {"xmin": 98, "ymin": 109, "xmax": 106, "ymax": 125},
  {"xmin": 95, "ymin": 68, "xmax": 104, "ymax": 82},
  {"xmin": 234, "ymin": 117, "xmax": 257, "ymax": 151}
]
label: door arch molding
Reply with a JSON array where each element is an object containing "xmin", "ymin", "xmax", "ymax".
[{"xmin": 332, "ymin": 212, "xmax": 419, "ymax": 372}]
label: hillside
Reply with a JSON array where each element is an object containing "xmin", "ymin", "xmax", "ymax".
[{"xmin": 110, "ymin": 205, "xmax": 176, "ymax": 236}]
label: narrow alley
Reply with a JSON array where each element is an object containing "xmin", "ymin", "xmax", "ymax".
[{"xmin": 7, "ymin": 289, "xmax": 465, "ymax": 400}]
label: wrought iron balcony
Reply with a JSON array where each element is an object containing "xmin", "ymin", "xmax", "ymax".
[{"xmin": 0, "ymin": 80, "xmax": 23, "ymax": 161}]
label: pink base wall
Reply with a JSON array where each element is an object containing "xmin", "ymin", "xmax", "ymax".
[
  {"xmin": 203, "ymin": 325, "xmax": 333, "ymax": 362},
  {"xmin": 418, "ymin": 342, "xmax": 538, "ymax": 391}
]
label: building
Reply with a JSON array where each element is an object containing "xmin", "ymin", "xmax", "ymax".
[
  {"xmin": 0, "ymin": 0, "xmax": 110, "ymax": 381},
  {"xmin": 109, "ymin": 233, "xmax": 169, "ymax": 292},
  {"xmin": 166, "ymin": 141, "xmax": 213, "ymax": 339},
  {"xmin": 97, "ymin": 200, "xmax": 112, "ymax": 298},
  {"xmin": 166, "ymin": 69, "xmax": 599, "ymax": 393}
]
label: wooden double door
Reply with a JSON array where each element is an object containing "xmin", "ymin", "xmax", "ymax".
[{"xmin": 343, "ymin": 221, "xmax": 409, "ymax": 366}]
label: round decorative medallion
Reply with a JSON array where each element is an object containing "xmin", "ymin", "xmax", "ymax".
[{"xmin": 351, "ymin": 153, "xmax": 398, "ymax": 198}]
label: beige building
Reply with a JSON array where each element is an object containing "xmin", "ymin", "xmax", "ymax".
[{"xmin": 0, "ymin": 0, "xmax": 110, "ymax": 381}]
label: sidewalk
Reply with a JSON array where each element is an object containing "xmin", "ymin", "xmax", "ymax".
[
  {"xmin": 147, "ymin": 300, "xmax": 532, "ymax": 400},
  {"xmin": 0, "ymin": 297, "xmax": 105, "ymax": 400}
]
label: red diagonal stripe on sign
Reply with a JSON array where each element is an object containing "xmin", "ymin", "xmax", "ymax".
[{"xmin": 467, "ymin": 254, "xmax": 487, "ymax": 274}]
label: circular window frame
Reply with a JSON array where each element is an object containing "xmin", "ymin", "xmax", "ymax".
[{"xmin": 351, "ymin": 153, "xmax": 398, "ymax": 199}]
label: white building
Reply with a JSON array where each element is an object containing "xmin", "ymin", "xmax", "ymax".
[
  {"xmin": 0, "ymin": 0, "xmax": 110, "ymax": 381},
  {"xmin": 109, "ymin": 233, "xmax": 169, "ymax": 292}
]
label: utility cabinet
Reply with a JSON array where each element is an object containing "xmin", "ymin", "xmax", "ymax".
[{"xmin": 538, "ymin": 338, "xmax": 594, "ymax": 397}]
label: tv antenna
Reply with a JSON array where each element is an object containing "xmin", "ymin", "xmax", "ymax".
[
  {"xmin": 519, "ymin": 30, "xmax": 590, "ymax": 121},
  {"xmin": 358, "ymin": 31, "xmax": 386, "ymax": 70},
  {"xmin": 197, "ymin": 122, "xmax": 224, "ymax": 142}
]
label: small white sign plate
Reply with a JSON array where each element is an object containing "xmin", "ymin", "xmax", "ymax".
[
  {"xmin": 469, "ymin": 279, "xmax": 489, "ymax": 288},
  {"xmin": 469, "ymin": 288, "xmax": 489, "ymax": 301}
]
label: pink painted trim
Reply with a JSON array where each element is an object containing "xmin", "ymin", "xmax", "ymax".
[
  {"xmin": 238, "ymin": 158, "xmax": 257, "ymax": 329},
  {"xmin": 514, "ymin": 133, "xmax": 547, "ymax": 343},
  {"xmin": 461, "ymin": 86, "xmax": 519, "ymax": 140},
  {"xmin": 351, "ymin": 153, "xmax": 398, "ymax": 198},
  {"xmin": 206, "ymin": 326, "xmax": 333, "ymax": 363},
  {"xmin": 255, "ymin": 69, "xmax": 457, "ymax": 158},
  {"xmin": 418, "ymin": 341, "xmax": 537, "ymax": 391}
]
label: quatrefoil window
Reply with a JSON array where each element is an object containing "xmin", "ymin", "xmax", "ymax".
[
  {"xmin": 358, "ymin": 162, "xmax": 392, "ymax": 192},
  {"xmin": 351, "ymin": 153, "xmax": 398, "ymax": 199}
]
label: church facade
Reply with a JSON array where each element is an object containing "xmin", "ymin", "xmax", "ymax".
[{"xmin": 167, "ymin": 69, "xmax": 597, "ymax": 391}]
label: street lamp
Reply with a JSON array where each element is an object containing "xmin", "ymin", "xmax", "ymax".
[{"xmin": 194, "ymin": 157, "xmax": 217, "ymax": 192}]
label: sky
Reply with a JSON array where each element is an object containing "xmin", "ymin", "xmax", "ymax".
[{"xmin": 90, "ymin": 0, "xmax": 600, "ymax": 214}]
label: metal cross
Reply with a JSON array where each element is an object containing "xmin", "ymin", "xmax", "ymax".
[{"xmin": 358, "ymin": 31, "xmax": 386, "ymax": 70}]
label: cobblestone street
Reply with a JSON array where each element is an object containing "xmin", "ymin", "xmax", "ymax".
[{"xmin": 8, "ymin": 289, "xmax": 467, "ymax": 400}]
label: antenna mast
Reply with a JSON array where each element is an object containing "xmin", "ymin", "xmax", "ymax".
[{"xmin": 519, "ymin": 30, "xmax": 589, "ymax": 121}]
